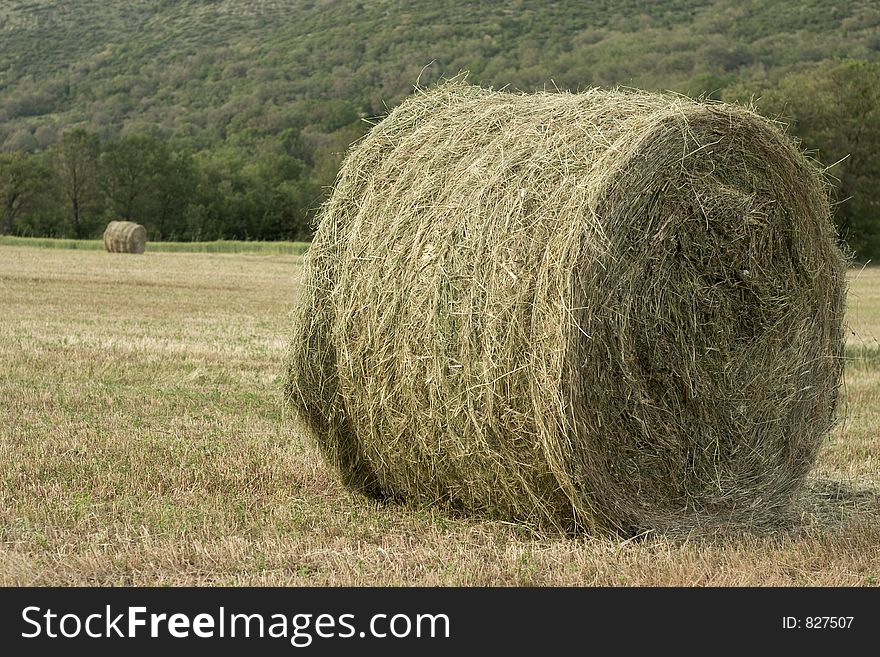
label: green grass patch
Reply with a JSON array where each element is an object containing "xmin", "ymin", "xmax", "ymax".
[
  {"xmin": 845, "ymin": 344, "xmax": 880, "ymax": 370},
  {"xmin": 0, "ymin": 235, "xmax": 310, "ymax": 255},
  {"xmin": 0, "ymin": 236, "xmax": 106, "ymax": 250}
]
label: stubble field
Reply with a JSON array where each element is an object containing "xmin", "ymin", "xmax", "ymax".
[{"xmin": 1, "ymin": 245, "xmax": 878, "ymax": 585}]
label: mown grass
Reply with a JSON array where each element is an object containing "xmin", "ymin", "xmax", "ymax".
[
  {"xmin": 0, "ymin": 246, "xmax": 878, "ymax": 586},
  {"xmin": 0, "ymin": 235, "xmax": 311, "ymax": 254}
]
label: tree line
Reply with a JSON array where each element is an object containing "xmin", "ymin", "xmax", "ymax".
[
  {"xmin": 1, "ymin": 60, "xmax": 878, "ymax": 256},
  {"xmin": 726, "ymin": 60, "xmax": 880, "ymax": 259},
  {"xmin": 0, "ymin": 127, "xmax": 333, "ymax": 242}
]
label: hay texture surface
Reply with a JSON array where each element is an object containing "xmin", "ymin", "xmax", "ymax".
[
  {"xmin": 103, "ymin": 220, "xmax": 147, "ymax": 254},
  {"xmin": 287, "ymin": 83, "xmax": 846, "ymax": 535}
]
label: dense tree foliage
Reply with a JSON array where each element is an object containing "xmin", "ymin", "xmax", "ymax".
[
  {"xmin": 0, "ymin": 0, "xmax": 878, "ymax": 253},
  {"xmin": 54, "ymin": 128, "xmax": 102, "ymax": 239},
  {"xmin": 0, "ymin": 151, "xmax": 51, "ymax": 235},
  {"xmin": 727, "ymin": 60, "xmax": 880, "ymax": 258}
]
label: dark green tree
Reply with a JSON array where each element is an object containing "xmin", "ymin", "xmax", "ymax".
[
  {"xmin": 188, "ymin": 141, "xmax": 316, "ymax": 241},
  {"xmin": 149, "ymin": 150, "xmax": 197, "ymax": 241},
  {"xmin": 793, "ymin": 61, "xmax": 880, "ymax": 259},
  {"xmin": 0, "ymin": 152, "xmax": 51, "ymax": 235},
  {"xmin": 102, "ymin": 133, "xmax": 197, "ymax": 240},
  {"xmin": 734, "ymin": 60, "xmax": 880, "ymax": 259},
  {"xmin": 54, "ymin": 128, "xmax": 102, "ymax": 238},
  {"xmin": 102, "ymin": 133, "xmax": 155, "ymax": 222}
]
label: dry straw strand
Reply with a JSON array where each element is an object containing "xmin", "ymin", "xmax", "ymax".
[
  {"xmin": 286, "ymin": 82, "xmax": 847, "ymax": 536},
  {"xmin": 103, "ymin": 220, "xmax": 147, "ymax": 254}
]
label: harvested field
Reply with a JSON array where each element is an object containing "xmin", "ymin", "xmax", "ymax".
[{"xmin": 0, "ymin": 245, "xmax": 878, "ymax": 585}]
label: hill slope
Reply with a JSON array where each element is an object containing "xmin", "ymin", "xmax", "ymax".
[
  {"xmin": 0, "ymin": 0, "xmax": 878, "ymax": 247},
  {"xmin": 2, "ymin": 0, "xmax": 878, "ymax": 149}
]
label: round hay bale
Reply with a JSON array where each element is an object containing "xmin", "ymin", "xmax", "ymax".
[
  {"xmin": 103, "ymin": 220, "xmax": 147, "ymax": 254},
  {"xmin": 286, "ymin": 83, "xmax": 847, "ymax": 535}
]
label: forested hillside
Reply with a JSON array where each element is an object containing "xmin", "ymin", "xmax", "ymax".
[{"xmin": 1, "ymin": 0, "xmax": 878, "ymax": 253}]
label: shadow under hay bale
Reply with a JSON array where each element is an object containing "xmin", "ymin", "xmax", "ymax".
[
  {"xmin": 286, "ymin": 82, "xmax": 847, "ymax": 536},
  {"xmin": 797, "ymin": 477, "xmax": 880, "ymax": 529},
  {"xmin": 103, "ymin": 220, "xmax": 147, "ymax": 254}
]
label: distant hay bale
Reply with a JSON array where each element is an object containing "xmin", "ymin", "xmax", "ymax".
[
  {"xmin": 103, "ymin": 220, "xmax": 147, "ymax": 254},
  {"xmin": 286, "ymin": 83, "xmax": 847, "ymax": 535}
]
